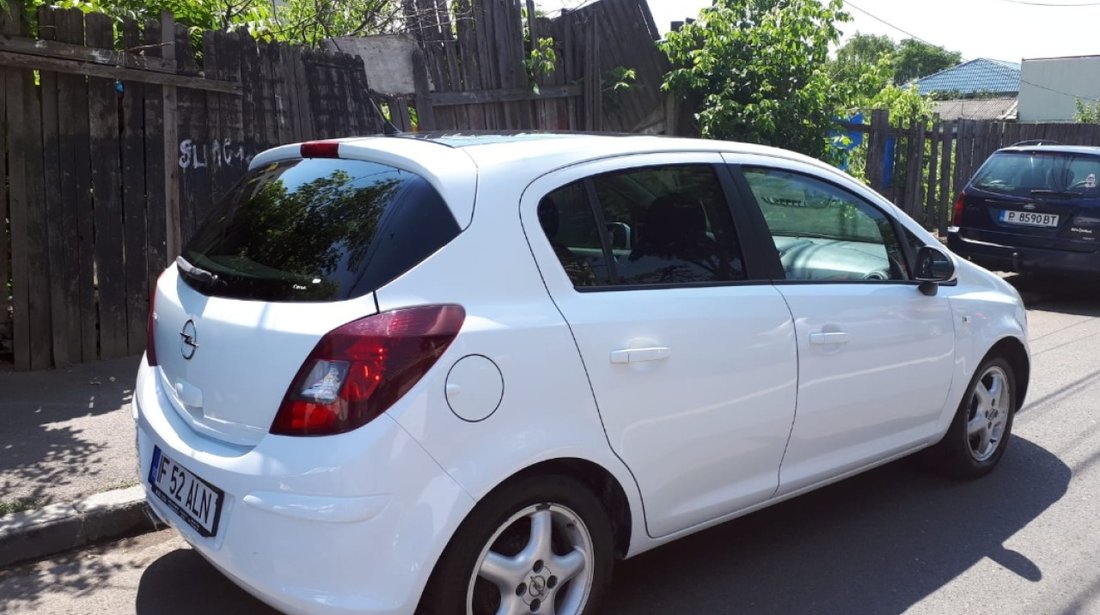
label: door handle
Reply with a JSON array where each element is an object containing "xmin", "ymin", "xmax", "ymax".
[
  {"xmin": 809, "ymin": 331, "xmax": 849, "ymax": 345},
  {"xmin": 610, "ymin": 346, "xmax": 672, "ymax": 364}
]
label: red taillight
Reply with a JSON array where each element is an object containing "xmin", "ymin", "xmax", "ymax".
[
  {"xmin": 270, "ymin": 305, "xmax": 466, "ymax": 436},
  {"xmin": 146, "ymin": 280, "xmax": 159, "ymax": 366},
  {"xmin": 300, "ymin": 140, "xmax": 340, "ymax": 158},
  {"xmin": 952, "ymin": 191, "xmax": 967, "ymax": 226}
]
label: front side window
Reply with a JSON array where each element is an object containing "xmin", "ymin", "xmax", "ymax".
[
  {"xmin": 743, "ymin": 167, "xmax": 907, "ymax": 282},
  {"xmin": 537, "ymin": 165, "xmax": 746, "ymax": 288}
]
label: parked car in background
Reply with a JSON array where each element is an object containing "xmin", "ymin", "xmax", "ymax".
[
  {"xmin": 948, "ymin": 143, "xmax": 1100, "ymax": 276},
  {"xmin": 135, "ymin": 133, "xmax": 1030, "ymax": 615}
]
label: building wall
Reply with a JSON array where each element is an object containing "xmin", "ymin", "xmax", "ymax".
[{"xmin": 1018, "ymin": 56, "xmax": 1100, "ymax": 122}]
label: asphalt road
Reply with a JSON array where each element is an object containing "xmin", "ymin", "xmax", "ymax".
[{"xmin": 3, "ymin": 274, "xmax": 1100, "ymax": 615}]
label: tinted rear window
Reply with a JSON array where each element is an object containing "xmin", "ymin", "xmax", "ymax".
[
  {"xmin": 181, "ymin": 158, "xmax": 460, "ymax": 302},
  {"xmin": 972, "ymin": 151, "xmax": 1100, "ymax": 197}
]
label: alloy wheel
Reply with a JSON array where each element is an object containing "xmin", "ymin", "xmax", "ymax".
[
  {"xmin": 467, "ymin": 503, "xmax": 594, "ymax": 615},
  {"xmin": 966, "ymin": 364, "xmax": 1010, "ymax": 462}
]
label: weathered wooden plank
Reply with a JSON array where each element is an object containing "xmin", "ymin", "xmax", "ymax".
[
  {"xmin": 2, "ymin": 1, "xmax": 31, "ymax": 369},
  {"xmin": 866, "ymin": 110, "xmax": 889, "ymax": 192},
  {"xmin": 925, "ymin": 123, "xmax": 940, "ymax": 230},
  {"xmin": 86, "ymin": 12, "xmax": 127, "ymax": 360},
  {"xmin": 207, "ymin": 30, "xmax": 245, "ymax": 204},
  {"xmin": 0, "ymin": 49, "xmax": 241, "ymax": 93},
  {"xmin": 55, "ymin": 8, "xmax": 96, "ymax": 362},
  {"xmin": 938, "ymin": 121, "xmax": 955, "ymax": 234},
  {"xmin": 0, "ymin": 33, "xmax": 177, "ymax": 73},
  {"xmin": 143, "ymin": 18, "xmax": 168, "ymax": 289},
  {"xmin": 38, "ymin": 7, "xmax": 71, "ymax": 367},
  {"xmin": 952, "ymin": 120, "xmax": 971, "ymax": 203},
  {"xmin": 175, "ymin": 27, "xmax": 212, "ymax": 245},
  {"xmin": 121, "ymin": 19, "xmax": 149, "ymax": 355},
  {"xmin": 431, "ymin": 84, "xmax": 581, "ymax": 106},
  {"xmin": 904, "ymin": 121, "xmax": 925, "ymax": 219},
  {"xmin": 582, "ymin": 10, "xmax": 601, "ymax": 131},
  {"xmin": 239, "ymin": 32, "xmax": 265, "ymax": 152},
  {"xmin": 0, "ymin": 63, "xmax": 8, "ymax": 358},
  {"xmin": 161, "ymin": 13, "xmax": 181, "ymax": 262}
]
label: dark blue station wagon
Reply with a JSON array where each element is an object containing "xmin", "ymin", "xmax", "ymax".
[{"xmin": 948, "ymin": 144, "xmax": 1100, "ymax": 276}]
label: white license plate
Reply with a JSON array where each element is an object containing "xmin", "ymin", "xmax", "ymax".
[
  {"xmin": 148, "ymin": 446, "xmax": 224, "ymax": 537},
  {"xmin": 1001, "ymin": 210, "xmax": 1059, "ymax": 227}
]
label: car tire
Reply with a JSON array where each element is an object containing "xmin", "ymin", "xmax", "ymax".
[
  {"xmin": 929, "ymin": 356, "xmax": 1017, "ymax": 479},
  {"xmin": 416, "ymin": 474, "xmax": 614, "ymax": 615}
]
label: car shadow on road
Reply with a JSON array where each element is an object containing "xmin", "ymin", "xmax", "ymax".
[
  {"xmin": 129, "ymin": 438, "xmax": 1067, "ymax": 615},
  {"xmin": 135, "ymin": 549, "xmax": 280, "ymax": 614},
  {"xmin": 607, "ymin": 437, "xmax": 1068, "ymax": 615},
  {"xmin": 1005, "ymin": 273, "xmax": 1100, "ymax": 317}
]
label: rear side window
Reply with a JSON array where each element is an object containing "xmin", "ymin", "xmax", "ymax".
[
  {"xmin": 972, "ymin": 151, "xmax": 1100, "ymax": 197},
  {"xmin": 537, "ymin": 165, "xmax": 746, "ymax": 288},
  {"xmin": 181, "ymin": 158, "xmax": 459, "ymax": 301}
]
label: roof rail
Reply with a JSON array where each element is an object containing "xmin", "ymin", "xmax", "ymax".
[{"xmin": 1011, "ymin": 139, "xmax": 1061, "ymax": 147}]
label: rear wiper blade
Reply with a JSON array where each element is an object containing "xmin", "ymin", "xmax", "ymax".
[
  {"xmin": 1030, "ymin": 189, "xmax": 1079, "ymax": 199},
  {"xmin": 176, "ymin": 256, "xmax": 226, "ymax": 287}
]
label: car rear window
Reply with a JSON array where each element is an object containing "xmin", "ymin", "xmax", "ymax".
[
  {"xmin": 180, "ymin": 158, "xmax": 460, "ymax": 302},
  {"xmin": 972, "ymin": 151, "xmax": 1100, "ymax": 198}
]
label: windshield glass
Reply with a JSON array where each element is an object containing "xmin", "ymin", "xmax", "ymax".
[
  {"xmin": 181, "ymin": 158, "xmax": 459, "ymax": 302},
  {"xmin": 972, "ymin": 151, "xmax": 1100, "ymax": 197}
]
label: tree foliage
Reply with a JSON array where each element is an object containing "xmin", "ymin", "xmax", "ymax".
[
  {"xmin": 893, "ymin": 38, "xmax": 961, "ymax": 85},
  {"xmin": 661, "ymin": 0, "xmax": 850, "ymax": 159},
  {"xmin": 832, "ymin": 33, "xmax": 961, "ymax": 87},
  {"xmin": 13, "ymin": 0, "xmax": 401, "ymax": 46},
  {"xmin": 1075, "ymin": 98, "xmax": 1100, "ymax": 124}
]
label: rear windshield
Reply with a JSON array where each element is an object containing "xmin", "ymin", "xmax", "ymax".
[
  {"xmin": 972, "ymin": 151, "xmax": 1100, "ymax": 198},
  {"xmin": 181, "ymin": 158, "xmax": 460, "ymax": 302}
]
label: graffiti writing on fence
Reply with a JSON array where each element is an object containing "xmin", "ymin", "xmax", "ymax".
[{"xmin": 179, "ymin": 138, "xmax": 253, "ymax": 170}]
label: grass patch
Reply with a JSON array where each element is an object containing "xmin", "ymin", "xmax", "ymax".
[{"xmin": 0, "ymin": 498, "xmax": 43, "ymax": 516}]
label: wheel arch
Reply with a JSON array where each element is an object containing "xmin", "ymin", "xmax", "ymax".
[
  {"xmin": 487, "ymin": 457, "xmax": 634, "ymax": 559},
  {"xmin": 987, "ymin": 335, "xmax": 1030, "ymax": 410}
]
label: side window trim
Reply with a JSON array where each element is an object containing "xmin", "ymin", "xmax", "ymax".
[
  {"xmin": 583, "ymin": 178, "xmax": 620, "ymax": 284},
  {"xmin": 721, "ymin": 164, "xmax": 787, "ymax": 280},
  {"xmin": 736, "ymin": 164, "xmax": 917, "ymax": 285}
]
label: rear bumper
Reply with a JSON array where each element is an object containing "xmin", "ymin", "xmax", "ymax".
[
  {"xmin": 133, "ymin": 359, "xmax": 474, "ymax": 615},
  {"xmin": 947, "ymin": 231, "xmax": 1100, "ymax": 277}
]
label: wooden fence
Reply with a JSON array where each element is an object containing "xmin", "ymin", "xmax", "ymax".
[
  {"xmin": 0, "ymin": 3, "xmax": 384, "ymax": 370},
  {"xmin": 397, "ymin": 0, "xmax": 667, "ymax": 133},
  {"xmin": 859, "ymin": 110, "xmax": 1100, "ymax": 233}
]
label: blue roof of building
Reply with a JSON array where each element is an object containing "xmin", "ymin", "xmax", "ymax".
[{"xmin": 916, "ymin": 58, "xmax": 1021, "ymax": 96}]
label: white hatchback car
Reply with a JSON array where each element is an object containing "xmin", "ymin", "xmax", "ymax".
[{"xmin": 135, "ymin": 133, "xmax": 1030, "ymax": 615}]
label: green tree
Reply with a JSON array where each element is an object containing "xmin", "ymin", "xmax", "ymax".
[
  {"xmin": 831, "ymin": 32, "xmax": 895, "ymax": 84},
  {"xmin": 893, "ymin": 38, "xmax": 961, "ymax": 85},
  {"xmin": 12, "ymin": 0, "xmax": 400, "ymax": 46},
  {"xmin": 1075, "ymin": 98, "xmax": 1100, "ymax": 123},
  {"xmin": 661, "ymin": 0, "xmax": 850, "ymax": 159}
]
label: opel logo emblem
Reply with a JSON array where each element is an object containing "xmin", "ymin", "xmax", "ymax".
[
  {"xmin": 180, "ymin": 319, "xmax": 198, "ymax": 360},
  {"xmin": 1023, "ymin": 203, "xmax": 1037, "ymax": 211},
  {"xmin": 528, "ymin": 575, "xmax": 546, "ymax": 597}
]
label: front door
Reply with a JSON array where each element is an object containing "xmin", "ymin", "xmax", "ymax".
[
  {"xmin": 522, "ymin": 154, "xmax": 798, "ymax": 538},
  {"xmin": 734, "ymin": 163, "xmax": 956, "ymax": 495}
]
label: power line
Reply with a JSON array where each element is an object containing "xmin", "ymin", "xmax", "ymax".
[
  {"xmin": 842, "ymin": 0, "xmax": 1100, "ymax": 103},
  {"xmin": 989, "ymin": 0, "xmax": 1100, "ymax": 6}
]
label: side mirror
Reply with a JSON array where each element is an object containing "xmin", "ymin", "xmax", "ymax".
[{"xmin": 914, "ymin": 245, "xmax": 956, "ymax": 296}]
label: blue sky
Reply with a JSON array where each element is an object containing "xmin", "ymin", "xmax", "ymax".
[{"xmin": 541, "ymin": 0, "xmax": 1100, "ymax": 63}]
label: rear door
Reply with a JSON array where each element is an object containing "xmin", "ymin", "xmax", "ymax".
[
  {"xmin": 151, "ymin": 156, "xmax": 462, "ymax": 445},
  {"xmin": 523, "ymin": 153, "xmax": 798, "ymax": 538},
  {"xmin": 961, "ymin": 150, "xmax": 1100, "ymax": 250}
]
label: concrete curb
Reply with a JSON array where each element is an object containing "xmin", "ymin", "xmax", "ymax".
[{"xmin": 0, "ymin": 486, "xmax": 156, "ymax": 568}]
